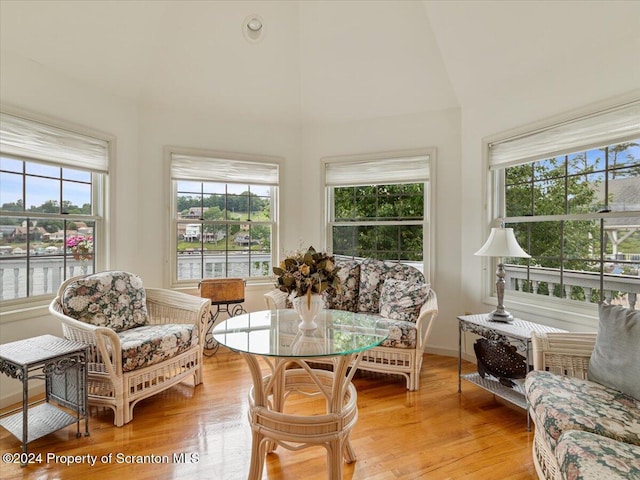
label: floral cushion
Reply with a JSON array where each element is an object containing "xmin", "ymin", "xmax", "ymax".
[
  {"xmin": 374, "ymin": 316, "xmax": 418, "ymax": 349},
  {"xmin": 379, "ymin": 279, "xmax": 430, "ymax": 323},
  {"xmin": 119, "ymin": 323, "xmax": 198, "ymax": 373},
  {"xmin": 525, "ymin": 370, "xmax": 640, "ymax": 451},
  {"xmin": 556, "ymin": 430, "xmax": 640, "ymax": 480},
  {"xmin": 357, "ymin": 259, "xmax": 424, "ymax": 313},
  {"xmin": 323, "ymin": 259, "xmax": 360, "ymax": 312},
  {"xmin": 62, "ymin": 271, "xmax": 148, "ymax": 332}
]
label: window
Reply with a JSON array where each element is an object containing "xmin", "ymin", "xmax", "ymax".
[
  {"xmin": 0, "ymin": 110, "xmax": 108, "ymax": 305},
  {"xmin": 489, "ymin": 100, "xmax": 640, "ymax": 314},
  {"xmin": 169, "ymin": 149, "xmax": 279, "ymax": 285},
  {"xmin": 324, "ymin": 150, "xmax": 433, "ymax": 276}
]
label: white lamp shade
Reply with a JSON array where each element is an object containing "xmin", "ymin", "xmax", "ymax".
[{"xmin": 474, "ymin": 228, "xmax": 531, "ymax": 258}]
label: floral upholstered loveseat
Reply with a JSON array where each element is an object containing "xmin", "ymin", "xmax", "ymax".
[
  {"xmin": 49, "ymin": 271, "xmax": 211, "ymax": 426},
  {"xmin": 265, "ymin": 257, "xmax": 438, "ymax": 390},
  {"xmin": 524, "ymin": 304, "xmax": 640, "ymax": 480}
]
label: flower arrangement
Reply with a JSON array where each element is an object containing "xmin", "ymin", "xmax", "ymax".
[
  {"xmin": 273, "ymin": 246, "xmax": 341, "ymax": 306},
  {"xmin": 66, "ymin": 235, "xmax": 93, "ymax": 261}
]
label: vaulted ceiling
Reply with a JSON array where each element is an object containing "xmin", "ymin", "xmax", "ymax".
[{"xmin": 1, "ymin": 0, "xmax": 639, "ymax": 124}]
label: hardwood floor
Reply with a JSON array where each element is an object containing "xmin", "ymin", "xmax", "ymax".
[{"xmin": 1, "ymin": 351, "xmax": 536, "ymax": 479}]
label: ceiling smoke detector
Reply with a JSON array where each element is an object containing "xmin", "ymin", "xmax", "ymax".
[{"xmin": 243, "ymin": 15, "xmax": 264, "ymax": 43}]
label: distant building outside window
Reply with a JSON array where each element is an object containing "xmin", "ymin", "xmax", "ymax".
[
  {"xmin": 169, "ymin": 149, "xmax": 280, "ymax": 285},
  {"xmin": 489, "ymin": 100, "xmax": 640, "ymax": 313},
  {"xmin": 0, "ymin": 110, "xmax": 109, "ymax": 304}
]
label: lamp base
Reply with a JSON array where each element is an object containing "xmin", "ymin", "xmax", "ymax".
[{"xmin": 487, "ymin": 310, "xmax": 514, "ymax": 323}]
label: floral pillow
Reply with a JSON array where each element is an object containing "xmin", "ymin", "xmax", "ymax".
[
  {"xmin": 62, "ymin": 271, "xmax": 148, "ymax": 332},
  {"xmin": 323, "ymin": 259, "xmax": 360, "ymax": 312},
  {"xmin": 358, "ymin": 259, "xmax": 425, "ymax": 313},
  {"xmin": 379, "ymin": 279, "xmax": 431, "ymax": 323}
]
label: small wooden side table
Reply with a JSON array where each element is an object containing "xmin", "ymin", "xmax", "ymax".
[
  {"xmin": 0, "ymin": 335, "xmax": 89, "ymax": 465},
  {"xmin": 199, "ymin": 278, "xmax": 247, "ymax": 356},
  {"xmin": 457, "ymin": 314, "xmax": 566, "ymax": 430}
]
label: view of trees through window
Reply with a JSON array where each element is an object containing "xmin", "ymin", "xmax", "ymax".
[
  {"xmin": 175, "ymin": 181, "xmax": 273, "ymax": 280},
  {"xmin": 502, "ymin": 140, "xmax": 640, "ymax": 307},
  {"xmin": 330, "ymin": 183, "xmax": 424, "ymax": 263},
  {"xmin": 0, "ymin": 157, "xmax": 99, "ymax": 301}
]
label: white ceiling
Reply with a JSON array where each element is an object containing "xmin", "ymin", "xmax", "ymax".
[{"xmin": 1, "ymin": 0, "xmax": 639, "ymax": 124}]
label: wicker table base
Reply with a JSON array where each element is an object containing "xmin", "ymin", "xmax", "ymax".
[{"xmin": 242, "ymin": 352, "xmax": 363, "ymax": 480}]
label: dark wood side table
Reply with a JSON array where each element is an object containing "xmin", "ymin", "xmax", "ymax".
[{"xmin": 0, "ymin": 334, "xmax": 89, "ymax": 465}]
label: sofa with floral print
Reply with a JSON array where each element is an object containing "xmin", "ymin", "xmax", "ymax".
[
  {"xmin": 266, "ymin": 256, "xmax": 439, "ymax": 390},
  {"xmin": 526, "ymin": 371, "xmax": 640, "ymax": 479},
  {"xmin": 524, "ymin": 305, "xmax": 640, "ymax": 480},
  {"xmin": 321, "ymin": 257, "xmax": 433, "ymax": 348}
]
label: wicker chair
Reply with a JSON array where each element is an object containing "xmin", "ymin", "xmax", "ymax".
[{"xmin": 49, "ymin": 271, "xmax": 211, "ymax": 426}]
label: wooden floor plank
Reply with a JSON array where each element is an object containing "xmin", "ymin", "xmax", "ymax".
[{"xmin": 0, "ymin": 351, "xmax": 536, "ymax": 479}]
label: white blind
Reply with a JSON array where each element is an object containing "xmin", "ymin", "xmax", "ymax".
[
  {"xmin": 171, "ymin": 153, "xmax": 279, "ymax": 186},
  {"xmin": 325, "ymin": 155, "xmax": 430, "ymax": 187},
  {"xmin": 489, "ymin": 100, "xmax": 640, "ymax": 169},
  {"xmin": 0, "ymin": 112, "xmax": 109, "ymax": 172}
]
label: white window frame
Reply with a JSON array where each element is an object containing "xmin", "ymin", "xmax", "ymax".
[
  {"xmin": 323, "ymin": 148, "xmax": 436, "ymax": 283},
  {"xmin": 0, "ymin": 105, "xmax": 111, "ymax": 320},
  {"xmin": 483, "ymin": 96, "xmax": 640, "ymax": 328},
  {"xmin": 166, "ymin": 146, "xmax": 281, "ymax": 288}
]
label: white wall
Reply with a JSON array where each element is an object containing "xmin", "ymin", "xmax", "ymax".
[
  {"xmin": 301, "ymin": 108, "xmax": 462, "ymax": 356},
  {"xmin": 459, "ymin": 66, "xmax": 640, "ymax": 332},
  {"xmin": 135, "ymin": 102, "xmax": 303, "ymax": 288},
  {"xmin": 0, "ymin": 52, "xmax": 140, "ymax": 406}
]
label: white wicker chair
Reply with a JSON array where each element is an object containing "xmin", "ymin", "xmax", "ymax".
[
  {"xmin": 49, "ymin": 273, "xmax": 211, "ymax": 427},
  {"xmin": 264, "ymin": 288, "xmax": 438, "ymax": 391},
  {"xmin": 529, "ymin": 331, "xmax": 598, "ymax": 480}
]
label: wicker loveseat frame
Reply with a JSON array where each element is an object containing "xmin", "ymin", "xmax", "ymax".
[
  {"xmin": 264, "ymin": 257, "xmax": 438, "ymax": 391},
  {"xmin": 49, "ymin": 272, "xmax": 211, "ymax": 427},
  {"xmin": 526, "ymin": 331, "xmax": 640, "ymax": 480}
]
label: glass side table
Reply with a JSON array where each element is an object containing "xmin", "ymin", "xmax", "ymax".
[
  {"xmin": 0, "ymin": 334, "xmax": 89, "ymax": 465},
  {"xmin": 457, "ymin": 314, "xmax": 566, "ymax": 430}
]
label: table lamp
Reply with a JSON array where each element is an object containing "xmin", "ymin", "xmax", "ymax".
[{"xmin": 475, "ymin": 226, "xmax": 530, "ymax": 322}]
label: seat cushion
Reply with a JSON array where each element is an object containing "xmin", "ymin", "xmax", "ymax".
[
  {"xmin": 525, "ymin": 370, "xmax": 640, "ymax": 451},
  {"xmin": 556, "ymin": 430, "xmax": 640, "ymax": 480},
  {"xmin": 119, "ymin": 323, "xmax": 198, "ymax": 373},
  {"xmin": 62, "ymin": 270, "xmax": 148, "ymax": 332},
  {"xmin": 375, "ymin": 316, "xmax": 418, "ymax": 349}
]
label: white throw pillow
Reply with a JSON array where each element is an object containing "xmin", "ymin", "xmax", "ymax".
[{"xmin": 588, "ymin": 304, "xmax": 640, "ymax": 400}]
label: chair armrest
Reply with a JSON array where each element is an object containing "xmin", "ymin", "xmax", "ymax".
[
  {"xmin": 145, "ymin": 288, "xmax": 211, "ymax": 346},
  {"xmin": 49, "ymin": 299, "xmax": 123, "ymax": 376},
  {"xmin": 415, "ymin": 289, "xmax": 438, "ymax": 350},
  {"xmin": 531, "ymin": 331, "xmax": 597, "ymax": 379},
  {"xmin": 264, "ymin": 289, "xmax": 288, "ymax": 310}
]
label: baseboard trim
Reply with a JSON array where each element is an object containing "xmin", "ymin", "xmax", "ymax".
[
  {"xmin": 424, "ymin": 346, "xmax": 476, "ymax": 364},
  {"xmin": 0, "ymin": 384, "xmax": 45, "ymax": 410}
]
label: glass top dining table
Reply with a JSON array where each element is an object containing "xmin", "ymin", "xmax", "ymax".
[
  {"xmin": 212, "ymin": 308, "xmax": 389, "ymax": 358},
  {"xmin": 212, "ymin": 309, "xmax": 389, "ymax": 480}
]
